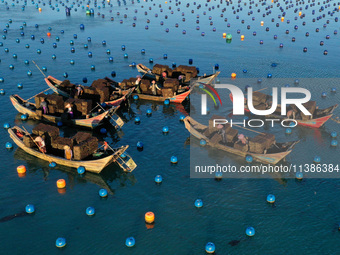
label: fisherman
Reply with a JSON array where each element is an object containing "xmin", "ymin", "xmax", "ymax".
[
  {"xmin": 64, "ymin": 145, "xmax": 72, "ymax": 160},
  {"xmin": 103, "ymin": 141, "xmax": 109, "ymax": 155},
  {"xmin": 217, "ymin": 124, "xmax": 226, "ymax": 144},
  {"xmin": 237, "ymin": 134, "xmax": 248, "ymax": 144},
  {"xmin": 65, "ymin": 103, "xmax": 74, "ymax": 119},
  {"xmin": 40, "ymin": 98, "xmax": 48, "ymax": 114},
  {"xmin": 135, "ymin": 75, "xmax": 142, "ymax": 94},
  {"xmin": 149, "ymin": 80, "xmax": 161, "ymax": 96},
  {"xmin": 75, "ymin": 84, "xmax": 84, "ymax": 98},
  {"xmin": 34, "ymin": 136, "xmax": 47, "ymax": 153}
]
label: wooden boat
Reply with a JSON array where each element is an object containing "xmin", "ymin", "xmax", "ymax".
[
  {"xmin": 8, "ymin": 126, "xmax": 132, "ymax": 173},
  {"xmin": 137, "ymin": 63, "xmax": 220, "ymax": 85},
  {"xmin": 184, "ymin": 117, "xmax": 299, "ymax": 164},
  {"xmin": 125, "ymin": 85, "xmax": 196, "ymax": 104},
  {"xmin": 44, "ymin": 75, "xmax": 135, "ymax": 106},
  {"xmin": 10, "ymin": 94, "xmax": 118, "ymax": 129},
  {"xmin": 229, "ymin": 93, "xmax": 338, "ymax": 128}
]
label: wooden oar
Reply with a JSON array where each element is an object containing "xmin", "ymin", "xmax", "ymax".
[
  {"xmin": 24, "ymin": 88, "xmax": 51, "ymax": 102},
  {"xmin": 97, "ymin": 103, "xmax": 124, "ymax": 129},
  {"xmin": 231, "ymin": 124, "xmax": 265, "ymax": 135},
  {"xmin": 22, "ymin": 126, "xmax": 52, "ymax": 163},
  {"xmin": 32, "ymin": 60, "xmax": 47, "ymax": 78}
]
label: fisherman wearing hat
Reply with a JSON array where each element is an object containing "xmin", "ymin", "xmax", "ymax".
[
  {"xmin": 34, "ymin": 136, "xmax": 47, "ymax": 153},
  {"xmin": 149, "ymin": 80, "xmax": 161, "ymax": 96},
  {"xmin": 135, "ymin": 75, "xmax": 142, "ymax": 94},
  {"xmin": 64, "ymin": 145, "xmax": 72, "ymax": 160}
]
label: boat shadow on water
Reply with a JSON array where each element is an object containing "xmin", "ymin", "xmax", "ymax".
[{"xmin": 13, "ymin": 148, "xmax": 137, "ymax": 194}]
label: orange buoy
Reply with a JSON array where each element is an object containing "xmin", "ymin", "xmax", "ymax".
[
  {"xmin": 240, "ymin": 35, "xmax": 245, "ymax": 40},
  {"xmin": 17, "ymin": 165, "xmax": 26, "ymax": 174},
  {"xmin": 281, "ymin": 17, "xmax": 284, "ymax": 22},
  {"xmin": 222, "ymin": 33, "xmax": 226, "ymax": 38},
  {"xmin": 299, "ymin": 11, "xmax": 302, "ymax": 16},
  {"xmin": 231, "ymin": 73, "xmax": 237, "ymax": 79},
  {"xmin": 145, "ymin": 211, "xmax": 155, "ymax": 223},
  {"xmin": 56, "ymin": 179, "xmax": 66, "ymax": 189},
  {"xmin": 47, "ymin": 32, "xmax": 51, "ymax": 37},
  {"xmin": 38, "ymin": 7, "xmax": 42, "ymax": 12},
  {"xmin": 260, "ymin": 21, "xmax": 264, "ymax": 26}
]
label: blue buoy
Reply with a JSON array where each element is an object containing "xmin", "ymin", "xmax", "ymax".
[
  {"xmin": 164, "ymin": 99, "xmax": 170, "ymax": 105},
  {"xmin": 99, "ymin": 189, "xmax": 108, "ymax": 198},
  {"xmin": 0, "ymin": 89, "xmax": 5, "ymax": 95},
  {"xmin": 267, "ymin": 194, "xmax": 275, "ymax": 203},
  {"xmin": 125, "ymin": 237, "xmax": 135, "ymax": 247},
  {"xmin": 331, "ymin": 140, "xmax": 338, "ymax": 147},
  {"xmin": 120, "ymin": 153, "xmax": 127, "ymax": 159},
  {"xmin": 91, "ymin": 65, "xmax": 95, "ymax": 71},
  {"xmin": 124, "ymin": 53, "xmax": 128, "ymax": 58},
  {"xmin": 331, "ymin": 88, "xmax": 336, "ymax": 93},
  {"xmin": 49, "ymin": 162, "xmax": 57, "ymax": 168},
  {"xmin": 195, "ymin": 199, "xmax": 203, "ymax": 208},
  {"xmin": 25, "ymin": 204, "xmax": 35, "ymax": 213},
  {"xmin": 57, "ymin": 121, "xmax": 63, "ymax": 127},
  {"xmin": 267, "ymin": 73, "xmax": 272, "ymax": 78},
  {"xmin": 243, "ymin": 69, "xmax": 247, "ymax": 73},
  {"xmin": 246, "ymin": 227, "xmax": 255, "ymax": 237},
  {"xmin": 285, "ymin": 128, "xmax": 292, "ymax": 134},
  {"xmin": 135, "ymin": 117, "xmax": 141, "ymax": 123},
  {"xmin": 149, "ymin": 58, "xmax": 154, "ymax": 63},
  {"xmin": 179, "ymin": 115, "xmax": 185, "ymax": 121},
  {"xmin": 257, "ymin": 79, "xmax": 262, "ymax": 83},
  {"xmin": 162, "ymin": 126, "xmax": 169, "ymax": 133},
  {"xmin": 21, "ymin": 114, "xmax": 28, "ymax": 120},
  {"xmin": 100, "ymin": 128, "xmax": 107, "ymax": 134},
  {"xmin": 86, "ymin": 207, "xmax": 95, "ymax": 216},
  {"xmin": 321, "ymin": 92, "xmax": 327, "ymax": 97},
  {"xmin": 137, "ymin": 141, "xmax": 143, "ymax": 150},
  {"xmin": 296, "ymin": 172, "xmax": 303, "ymax": 180},
  {"xmin": 77, "ymin": 166, "xmax": 85, "ymax": 174},
  {"xmin": 200, "ymin": 139, "xmax": 207, "ymax": 146},
  {"xmin": 171, "ymin": 156, "xmax": 178, "ymax": 164},
  {"xmin": 133, "ymin": 95, "xmax": 139, "ymax": 100},
  {"xmin": 205, "ymin": 242, "xmax": 215, "ymax": 254},
  {"xmin": 314, "ymin": 156, "xmax": 321, "ymax": 164},
  {"xmin": 5, "ymin": 142, "xmax": 13, "ymax": 149},
  {"xmin": 3, "ymin": 123, "xmax": 10, "ymax": 129},
  {"xmin": 246, "ymin": 155, "xmax": 253, "ymax": 163},
  {"xmin": 56, "ymin": 238, "xmax": 66, "ymax": 248},
  {"xmin": 17, "ymin": 83, "xmax": 23, "ymax": 89},
  {"xmin": 146, "ymin": 109, "xmax": 152, "ymax": 115},
  {"xmin": 163, "ymin": 54, "xmax": 168, "ymax": 59},
  {"xmin": 331, "ymin": 132, "xmax": 337, "ymax": 138},
  {"xmin": 27, "ymin": 70, "xmax": 32, "ymax": 76},
  {"xmin": 155, "ymin": 175, "xmax": 162, "ymax": 184}
]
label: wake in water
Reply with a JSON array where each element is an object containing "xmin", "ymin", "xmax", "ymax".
[{"xmin": 0, "ymin": 211, "xmax": 27, "ymax": 223}]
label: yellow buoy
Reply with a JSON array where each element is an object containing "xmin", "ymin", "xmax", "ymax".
[
  {"xmin": 145, "ymin": 212, "xmax": 155, "ymax": 223},
  {"xmin": 241, "ymin": 35, "xmax": 245, "ymax": 40},
  {"xmin": 57, "ymin": 179, "xmax": 66, "ymax": 189},
  {"xmin": 38, "ymin": 7, "xmax": 42, "ymax": 12},
  {"xmin": 281, "ymin": 17, "xmax": 284, "ymax": 22},
  {"xmin": 299, "ymin": 11, "xmax": 302, "ymax": 16},
  {"xmin": 260, "ymin": 21, "xmax": 264, "ymax": 26},
  {"xmin": 17, "ymin": 165, "xmax": 26, "ymax": 174},
  {"xmin": 231, "ymin": 73, "xmax": 237, "ymax": 79},
  {"xmin": 222, "ymin": 33, "xmax": 226, "ymax": 38}
]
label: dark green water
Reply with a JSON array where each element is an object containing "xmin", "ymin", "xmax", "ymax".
[{"xmin": 0, "ymin": 0, "xmax": 340, "ymax": 254}]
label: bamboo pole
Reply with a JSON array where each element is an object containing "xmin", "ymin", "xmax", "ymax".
[
  {"xmin": 32, "ymin": 60, "xmax": 47, "ymax": 78},
  {"xmin": 24, "ymin": 88, "xmax": 51, "ymax": 102}
]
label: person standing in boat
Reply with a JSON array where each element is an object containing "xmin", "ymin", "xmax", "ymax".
[
  {"xmin": 217, "ymin": 124, "xmax": 226, "ymax": 144},
  {"xmin": 64, "ymin": 145, "xmax": 73, "ymax": 160},
  {"xmin": 65, "ymin": 103, "xmax": 74, "ymax": 119},
  {"xmin": 135, "ymin": 75, "xmax": 142, "ymax": 94},
  {"xmin": 149, "ymin": 80, "xmax": 161, "ymax": 96},
  {"xmin": 34, "ymin": 136, "xmax": 47, "ymax": 153},
  {"xmin": 76, "ymin": 84, "xmax": 84, "ymax": 98},
  {"xmin": 40, "ymin": 98, "xmax": 48, "ymax": 114}
]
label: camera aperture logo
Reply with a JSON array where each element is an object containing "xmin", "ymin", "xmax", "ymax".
[{"xmin": 201, "ymin": 84, "xmax": 312, "ymax": 128}]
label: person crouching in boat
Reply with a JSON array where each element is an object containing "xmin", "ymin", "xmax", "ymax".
[
  {"xmin": 40, "ymin": 98, "xmax": 48, "ymax": 114},
  {"xmin": 75, "ymin": 84, "xmax": 84, "ymax": 98},
  {"xmin": 65, "ymin": 103, "xmax": 74, "ymax": 119},
  {"xmin": 237, "ymin": 134, "xmax": 248, "ymax": 144},
  {"xmin": 150, "ymin": 80, "xmax": 161, "ymax": 96},
  {"xmin": 34, "ymin": 136, "xmax": 47, "ymax": 153},
  {"xmin": 135, "ymin": 75, "xmax": 142, "ymax": 94},
  {"xmin": 64, "ymin": 145, "xmax": 72, "ymax": 160}
]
